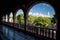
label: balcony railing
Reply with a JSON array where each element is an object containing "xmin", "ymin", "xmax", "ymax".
[{"xmin": 3, "ymin": 22, "xmax": 56, "ymax": 40}]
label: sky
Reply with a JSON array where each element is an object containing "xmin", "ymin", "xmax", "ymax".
[
  {"xmin": 29, "ymin": 3, "xmax": 55, "ymax": 17},
  {"xmin": 16, "ymin": 9, "xmax": 23, "ymax": 16},
  {"xmin": 10, "ymin": 3, "xmax": 55, "ymax": 18},
  {"xmin": 10, "ymin": 12, "xmax": 13, "ymax": 17}
]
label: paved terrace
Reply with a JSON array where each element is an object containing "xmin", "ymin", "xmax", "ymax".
[
  {"xmin": 1, "ymin": 22, "xmax": 56, "ymax": 40},
  {"xmin": 0, "ymin": 24, "xmax": 40, "ymax": 40}
]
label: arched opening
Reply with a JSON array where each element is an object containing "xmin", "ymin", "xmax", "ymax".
[
  {"xmin": 16, "ymin": 9, "xmax": 24, "ymax": 29},
  {"xmin": 2, "ymin": 15, "xmax": 6, "ymax": 22},
  {"xmin": 9, "ymin": 12, "xmax": 13, "ymax": 23},
  {"xmin": 6, "ymin": 14, "xmax": 8, "ymax": 22},
  {"xmin": 28, "ymin": 3, "xmax": 56, "ymax": 27},
  {"xmin": 27, "ymin": 3, "xmax": 56, "ymax": 39}
]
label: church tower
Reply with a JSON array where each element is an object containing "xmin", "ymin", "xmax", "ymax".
[{"xmin": 48, "ymin": 11, "xmax": 50, "ymax": 17}]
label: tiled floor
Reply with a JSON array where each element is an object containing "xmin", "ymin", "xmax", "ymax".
[
  {"xmin": 0, "ymin": 36, "xmax": 2, "ymax": 40},
  {"xmin": 0, "ymin": 25, "xmax": 39, "ymax": 40}
]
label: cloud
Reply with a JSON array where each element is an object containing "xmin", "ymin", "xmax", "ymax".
[
  {"xmin": 29, "ymin": 12, "xmax": 50, "ymax": 17},
  {"xmin": 29, "ymin": 12, "xmax": 32, "ymax": 15},
  {"xmin": 42, "ymin": 3, "xmax": 49, "ymax": 7},
  {"xmin": 42, "ymin": 3, "xmax": 46, "ymax": 5}
]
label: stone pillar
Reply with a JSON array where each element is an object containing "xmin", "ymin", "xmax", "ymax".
[
  {"xmin": 2, "ymin": 16, "xmax": 4, "ymax": 23},
  {"xmin": 24, "ymin": 10, "xmax": 28, "ymax": 31},
  {"xmin": 0, "ymin": 16, "xmax": 2, "ymax": 24},
  {"xmin": 13, "ymin": 12, "xmax": 16, "ymax": 26},
  {"xmin": 5, "ymin": 15, "xmax": 6, "ymax": 22},
  {"xmin": 4, "ymin": 15, "xmax": 5, "ymax": 22},
  {"xmin": 7, "ymin": 14, "xmax": 10, "ymax": 39},
  {"xmin": 56, "ymin": 11, "xmax": 60, "ymax": 40},
  {"xmin": 56, "ymin": 14, "xmax": 60, "ymax": 40}
]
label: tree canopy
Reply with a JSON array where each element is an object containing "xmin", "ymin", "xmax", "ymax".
[{"xmin": 16, "ymin": 13, "xmax": 55, "ymax": 27}]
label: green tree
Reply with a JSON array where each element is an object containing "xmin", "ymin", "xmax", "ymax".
[
  {"xmin": 16, "ymin": 14, "xmax": 24, "ymax": 24},
  {"xmin": 51, "ymin": 17, "xmax": 56, "ymax": 23}
]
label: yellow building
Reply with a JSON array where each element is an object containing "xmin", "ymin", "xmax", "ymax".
[{"xmin": 9, "ymin": 17, "xmax": 13, "ymax": 22}]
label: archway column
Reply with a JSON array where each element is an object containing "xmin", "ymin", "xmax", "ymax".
[
  {"xmin": 2, "ymin": 16, "xmax": 4, "ymax": 23},
  {"xmin": 24, "ymin": 10, "xmax": 28, "ymax": 31},
  {"xmin": 13, "ymin": 12, "xmax": 16, "ymax": 27},
  {"xmin": 5, "ymin": 14, "xmax": 7, "ymax": 24},
  {"xmin": 4, "ymin": 15, "xmax": 6, "ymax": 23},
  {"xmin": 13, "ymin": 13, "xmax": 16, "ymax": 23},
  {"xmin": 57, "ymin": 15, "xmax": 59, "ymax": 40},
  {"xmin": 55, "ymin": 11, "xmax": 60, "ymax": 40},
  {"xmin": 7, "ymin": 14, "xmax": 10, "ymax": 38}
]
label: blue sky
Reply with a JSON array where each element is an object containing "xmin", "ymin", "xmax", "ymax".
[
  {"xmin": 10, "ymin": 12, "xmax": 13, "ymax": 17},
  {"xmin": 10, "ymin": 3, "xmax": 55, "ymax": 18},
  {"xmin": 16, "ymin": 9, "xmax": 23, "ymax": 16},
  {"xmin": 29, "ymin": 3, "xmax": 55, "ymax": 17}
]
